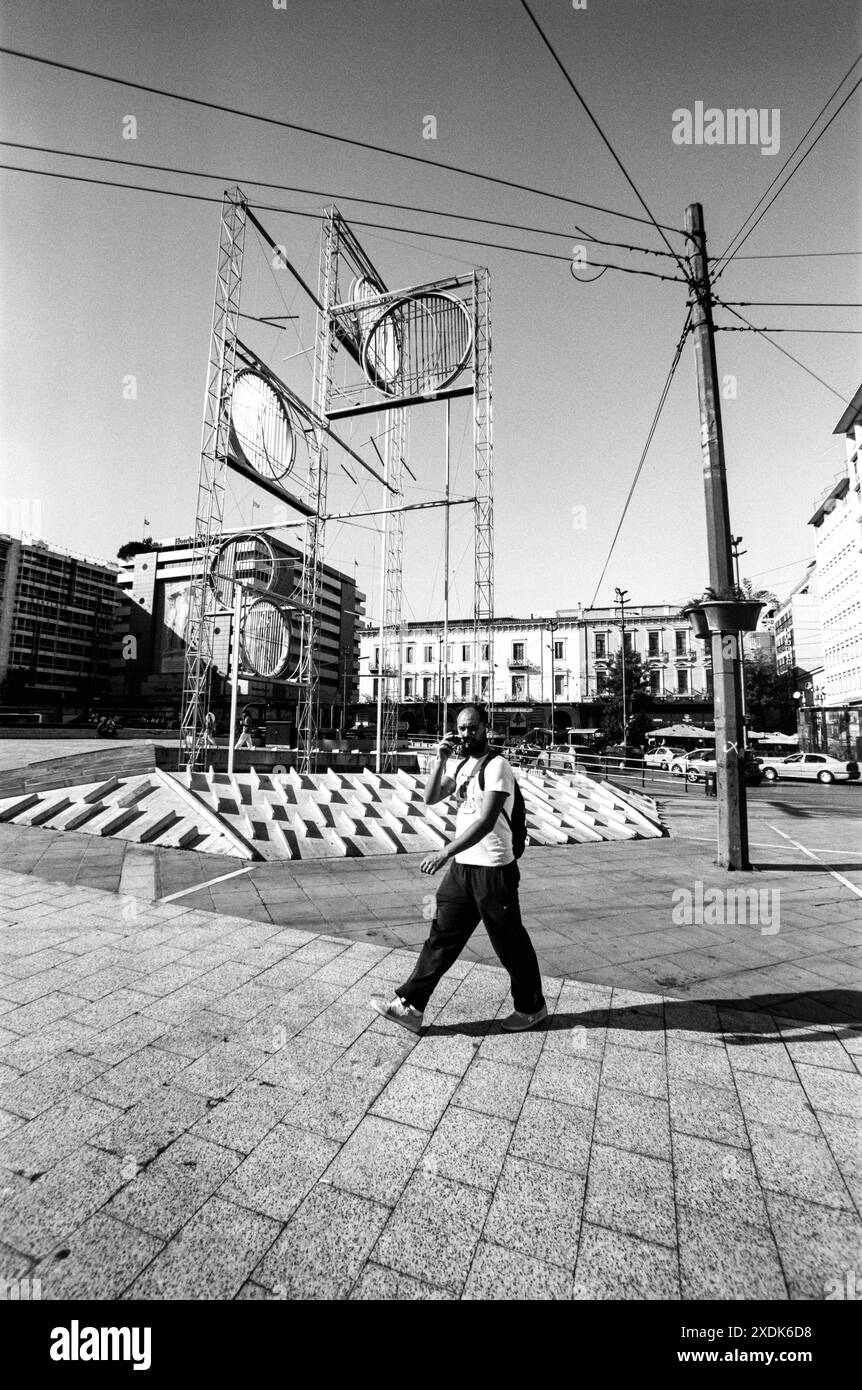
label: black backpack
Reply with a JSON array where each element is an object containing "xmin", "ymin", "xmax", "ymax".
[{"xmin": 454, "ymin": 751, "xmax": 528, "ymax": 859}]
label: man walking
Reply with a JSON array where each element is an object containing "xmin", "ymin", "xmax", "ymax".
[
  {"xmin": 235, "ymin": 707, "xmax": 254, "ymax": 750},
  {"xmin": 371, "ymin": 704, "xmax": 546, "ymax": 1035}
]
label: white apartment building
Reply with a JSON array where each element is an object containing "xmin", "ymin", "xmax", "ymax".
[
  {"xmin": 569, "ymin": 604, "xmax": 714, "ymax": 702},
  {"xmin": 808, "ymin": 384, "xmax": 862, "ymax": 707},
  {"xmin": 359, "ymin": 615, "xmax": 581, "ymax": 708},
  {"xmin": 773, "ymin": 563, "xmax": 823, "ymax": 685}
]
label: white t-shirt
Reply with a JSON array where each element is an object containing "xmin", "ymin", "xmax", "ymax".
[{"xmin": 447, "ymin": 752, "xmax": 516, "ymax": 866}]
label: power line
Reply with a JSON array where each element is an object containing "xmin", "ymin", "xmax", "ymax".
[
  {"xmin": 0, "ymin": 45, "xmax": 687, "ymax": 235},
  {"xmin": 0, "ymin": 139, "xmax": 681, "ymax": 261},
  {"xmin": 727, "ymin": 250, "xmax": 862, "ymax": 260},
  {"xmin": 518, "ymin": 0, "xmax": 693, "ymax": 285},
  {"xmin": 589, "ymin": 308, "xmax": 694, "ymax": 607},
  {"xmin": 717, "ymin": 304, "xmax": 851, "ymax": 402},
  {"xmin": 712, "ymin": 56, "xmax": 862, "ymax": 279},
  {"xmin": 0, "ymin": 161, "xmax": 689, "ymax": 280},
  {"xmin": 718, "ymin": 300, "xmax": 862, "ymax": 308},
  {"xmin": 716, "ymin": 326, "xmax": 862, "ymax": 335}
]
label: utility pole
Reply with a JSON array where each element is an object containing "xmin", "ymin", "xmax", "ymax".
[
  {"xmin": 614, "ymin": 588, "xmax": 628, "ymax": 749},
  {"xmin": 546, "ymin": 619, "xmax": 559, "ymax": 744},
  {"xmin": 732, "ymin": 535, "xmax": 748, "ymax": 750},
  {"xmin": 686, "ymin": 203, "xmax": 749, "ymax": 870}
]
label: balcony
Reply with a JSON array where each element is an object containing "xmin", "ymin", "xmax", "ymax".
[
  {"xmin": 647, "ymin": 651, "xmax": 669, "ymax": 665},
  {"xmin": 507, "ymin": 656, "xmax": 536, "ymax": 670}
]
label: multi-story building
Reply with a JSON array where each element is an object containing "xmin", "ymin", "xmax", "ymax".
[
  {"xmin": 358, "ymin": 604, "xmax": 718, "ymax": 736},
  {"xmin": 568, "ymin": 603, "xmax": 713, "ymax": 703},
  {"xmin": 807, "ymin": 386, "xmax": 862, "ymax": 708},
  {"xmin": 111, "ymin": 533, "xmax": 364, "ymax": 731},
  {"xmin": 0, "ymin": 534, "xmax": 119, "ymax": 704},
  {"xmin": 773, "ymin": 563, "xmax": 823, "ymax": 686}
]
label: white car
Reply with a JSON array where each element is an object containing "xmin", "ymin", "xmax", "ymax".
[
  {"xmin": 758, "ymin": 752, "xmax": 859, "ymax": 785},
  {"xmin": 644, "ymin": 745, "xmax": 685, "ymax": 770},
  {"xmin": 669, "ymin": 748, "xmax": 714, "ymax": 780}
]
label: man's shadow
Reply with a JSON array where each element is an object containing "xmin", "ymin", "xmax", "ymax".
[{"xmin": 423, "ymin": 989, "xmax": 862, "ymax": 1042}]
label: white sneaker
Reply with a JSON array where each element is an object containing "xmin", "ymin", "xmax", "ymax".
[{"xmin": 370, "ymin": 994, "xmax": 425, "ymax": 1035}]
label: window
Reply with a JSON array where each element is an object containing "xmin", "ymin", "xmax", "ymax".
[
  {"xmin": 405, "ymin": 645, "xmax": 414, "ymax": 665},
  {"xmin": 373, "ymin": 647, "xmax": 380, "ymax": 668},
  {"xmin": 676, "ymin": 669, "xmax": 689, "ymax": 694},
  {"xmin": 554, "ymin": 673, "xmax": 565, "ymax": 697},
  {"xmin": 481, "ymin": 642, "xmax": 490, "ymax": 661},
  {"xmin": 553, "ymin": 640, "xmax": 564, "ymax": 661},
  {"xmin": 511, "ymin": 675, "xmax": 525, "ymax": 699},
  {"xmin": 595, "ymin": 633, "xmax": 606, "ymax": 658},
  {"xmin": 512, "ymin": 641, "xmax": 525, "ymax": 663},
  {"xmin": 649, "ymin": 670, "xmax": 661, "ymax": 694},
  {"xmin": 372, "ymin": 678, "xmax": 379, "ymax": 697},
  {"xmin": 424, "ymin": 644, "xmax": 433, "ymax": 663},
  {"xmin": 648, "ymin": 631, "xmax": 660, "ymax": 657},
  {"xmin": 445, "ymin": 676, "xmax": 452, "ymax": 697},
  {"xmin": 480, "ymin": 675, "xmax": 490, "ymax": 697},
  {"xmin": 460, "ymin": 677, "xmax": 469, "ymax": 698},
  {"xmin": 422, "ymin": 677, "xmax": 432, "ymax": 699},
  {"xmin": 404, "ymin": 677, "xmax": 413, "ymax": 698},
  {"xmin": 675, "ymin": 630, "xmax": 688, "ymax": 656},
  {"xmin": 623, "ymin": 631, "xmax": 634, "ymax": 653},
  {"xmin": 446, "ymin": 645, "xmax": 453, "ymax": 663},
  {"xmin": 461, "ymin": 643, "xmax": 471, "ymax": 662}
]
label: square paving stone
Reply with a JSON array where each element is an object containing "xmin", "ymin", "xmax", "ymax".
[
  {"xmin": 598, "ymin": 1044, "xmax": 668, "ymax": 1099},
  {"xmin": 594, "ymin": 1086, "xmax": 671, "ymax": 1162},
  {"xmin": 463, "ymin": 1239, "xmax": 572, "ymax": 1300},
  {"xmin": 733, "ymin": 1070, "xmax": 820, "ymax": 1136},
  {"xmin": 1, "ymin": 1144, "xmax": 130, "ymax": 1258},
  {"xmin": 359, "ymin": 1057, "xmax": 454, "ymax": 1142},
  {"xmin": 76, "ymin": 1014, "xmax": 168, "ymax": 1066},
  {"xmin": 422, "ymin": 1107, "xmax": 513, "ymax": 1190},
  {"xmin": 677, "ymin": 1204, "xmax": 788, "ymax": 1300},
  {"xmin": 724, "ymin": 1037, "xmax": 797, "ymax": 1082},
  {"xmin": 252, "ymin": 1033, "xmax": 342, "ymax": 1091},
  {"xmin": 188, "ymin": 1079, "xmax": 297, "ymax": 1154},
  {"xmin": 123, "ymin": 1197, "xmax": 280, "ymax": 1300},
  {"xmin": 84, "ymin": 1046, "xmax": 187, "ymax": 1108},
  {"xmin": 509, "ymin": 1096, "xmax": 592, "ymax": 1176},
  {"xmin": 483, "ymin": 1154, "xmax": 584, "ymax": 1268},
  {"xmin": 286, "ymin": 1033, "xmax": 408, "ymax": 1143},
  {"xmin": 408, "ymin": 1032, "xmax": 483, "ymax": 1077},
  {"xmin": 573, "ymin": 1223, "xmax": 680, "ymax": 1300},
  {"xmin": 747, "ymin": 1121, "xmax": 854, "ymax": 1211},
  {"xmin": 529, "ymin": 1052, "xmax": 602, "ymax": 1111},
  {"xmin": 174, "ymin": 1042, "xmax": 269, "ymax": 1100},
  {"xmin": 0, "ymin": 1052, "xmax": 107, "ymax": 1120},
  {"xmin": 106, "ymin": 1133, "xmax": 243, "ymax": 1239},
  {"xmin": 36, "ymin": 1212, "xmax": 163, "ymax": 1300},
  {"xmin": 583, "ymin": 1143, "xmax": 676, "ymax": 1248},
  {"xmin": 219, "ymin": 1122, "xmax": 339, "ymax": 1222},
  {"xmin": 322, "ymin": 1115, "xmax": 427, "ymax": 1205},
  {"xmin": 666, "ymin": 1038, "xmax": 735, "ymax": 1092},
  {"xmin": 349, "ymin": 1263, "xmax": 455, "ymax": 1300},
  {"xmin": 253, "ymin": 1184, "xmax": 390, "ymax": 1299},
  {"xmin": 0, "ymin": 1093, "xmax": 123, "ymax": 1175},
  {"xmin": 302, "ymin": 1002, "xmax": 377, "ymax": 1049},
  {"xmin": 371, "ymin": 1171, "xmax": 490, "ymax": 1292},
  {"xmin": 817, "ymin": 1110, "xmax": 862, "ymax": 1211},
  {"xmin": 762, "ymin": 1191, "xmax": 862, "ymax": 1300},
  {"xmin": 672, "ymin": 1133, "xmax": 770, "ymax": 1228},
  {"xmin": 795, "ymin": 1063, "xmax": 862, "ymax": 1119},
  {"xmin": 476, "ymin": 1019, "xmax": 547, "ymax": 1070},
  {"xmin": 91, "ymin": 1086, "xmax": 211, "ymax": 1165},
  {"xmin": 450, "ymin": 1058, "xmax": 530, "ymax": 1124},
  {"xmin": 668, "ymin": 1077, "xmax": 749, "ymax": 1149}
]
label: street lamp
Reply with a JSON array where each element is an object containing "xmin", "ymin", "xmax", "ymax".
[
  {"xmin": 614, "ymin": 588, "xmax": 628, "ymax": 749},
  {"xmin": 544, "ymin": 619, "xmax": 559, "ymax": 745}
]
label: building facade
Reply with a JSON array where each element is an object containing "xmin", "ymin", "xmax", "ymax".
[
  {"xmin": 111, "ymin": 534, "xmax": 364, "ymax": 730},
  {"xmin": 566, "ymin": 603, "xmax": 714, "ymax": 703},
  {"xmin": 773, "ymin": 563, "xmax": 823, "ymax": 688},
  {"xmin": 0, "ymin": 535, "xmax": 119, "ymax": 703}
]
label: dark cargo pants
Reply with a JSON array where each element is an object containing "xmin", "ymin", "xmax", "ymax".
[{"xmin": 397, "ymin": 860, "xmax": 545, "ymax": 1014}]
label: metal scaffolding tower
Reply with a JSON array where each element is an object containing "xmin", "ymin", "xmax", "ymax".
[
  {"xmin": 179, "ymin": 188, "xmax": 246, "ymax": 769},
  {"xmin": 472, "ymin": 268, "xmax": 494, "ymax": 714}
]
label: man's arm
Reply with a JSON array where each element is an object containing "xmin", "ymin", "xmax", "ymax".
[{"xmin": 423, "ymin": 746, "xmax": 457, "ymax": 804}]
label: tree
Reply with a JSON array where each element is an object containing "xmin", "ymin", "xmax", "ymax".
[
  {"xmin": 744, "ymin": 650, "xmax": 795, "ymax": 733},
  {"xmin": 596, "ymin": 651, "xmax": 651, "ymax": 743},
  {"xmin": 117, "ymin": 538, "xmax": 158, "ymax": 562}
]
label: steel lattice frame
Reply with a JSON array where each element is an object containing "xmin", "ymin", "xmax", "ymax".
[
  {"xmin": 472, "ymin": 268, "xmax": 494, "ymax": 717},
  {"xmin": 378, "ymin": 409, "xmax": 408, "ymax": 770},
  {"xmin": 179, "ymin": 188, "xmax": 247, "ymax": 768},
  {"xmin": 296, "ymin": 211, "xmax": 339, "ymax": 773}
]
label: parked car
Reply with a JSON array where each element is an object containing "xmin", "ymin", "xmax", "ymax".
[
  {"xmin": 534, "ymin": 748, "xmax": 577, "ymax": 773},
  {"xmin": 758, "ymin": 752, "xmax": 860, "ymax": 784},
  {"xmin": 671, "ymin": 748, "xmax": 764, "ymax": 785},
  {"xmin": 644, "ymin": 744, "xmax": 685, "ymax": 770},
  {"xmin": 603, "ymin": 744, "xmax": 644, "ymax": 768},
  {"xmin": 669, "ymin": 748, "xmax": 713, "ymax": 779}
]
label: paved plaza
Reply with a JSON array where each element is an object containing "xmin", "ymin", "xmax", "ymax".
[{"xmin": 0, "ymin": 779, "xmax": 860, "ymax": 1300}]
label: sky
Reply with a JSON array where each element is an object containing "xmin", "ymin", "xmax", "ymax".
[{"xmin": 1, "ymin": 0, "xmax": 861, "ymax": 628}]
